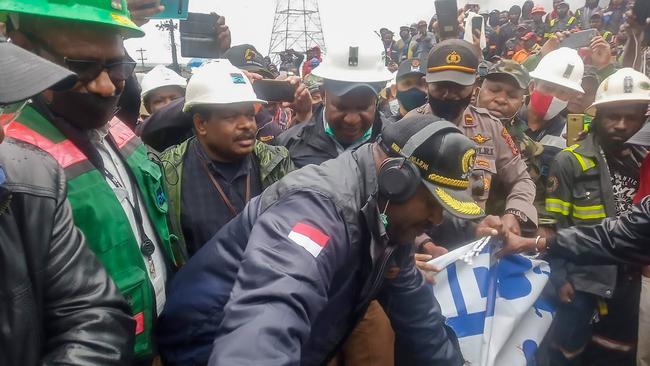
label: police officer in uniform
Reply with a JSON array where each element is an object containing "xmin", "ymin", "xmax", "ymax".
[
  {"xmin": 158, "ymin": 115, "xmax": 484, "ymax": 365},
  {"xmin": 473, "ymin": 61, "xmax": 546, "ymax": 227},
  {"xmin": 407, "ymin": 39, "xmax": 537, "ymax": 237}
]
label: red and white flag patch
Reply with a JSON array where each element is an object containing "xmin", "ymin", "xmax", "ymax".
[{"xmin": 288, "ymin": 222, "xmax": 330, "ymax": 257}]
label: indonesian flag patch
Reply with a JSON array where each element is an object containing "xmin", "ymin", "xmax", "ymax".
[{"xmin": 288, "ymin": 222, "xmax": 330, "ymax": 257}]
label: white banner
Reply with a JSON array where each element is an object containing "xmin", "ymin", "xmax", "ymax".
[{"xmin": 431, "ymin": 237, "xmax": 555, "ymax": 366}]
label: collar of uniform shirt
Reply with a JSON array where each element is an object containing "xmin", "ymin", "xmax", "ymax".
[{"xmin": 87, "ymin": 123, "xmax": 111, "ymax": 143}]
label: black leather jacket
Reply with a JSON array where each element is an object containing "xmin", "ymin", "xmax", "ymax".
[
  {"xmin": 0, "ymin": 139, "xmax": 134, "ymax": 366},
  {"xmin": 548, "ymin": 196, "xmax": 650, "ymax": 266}
]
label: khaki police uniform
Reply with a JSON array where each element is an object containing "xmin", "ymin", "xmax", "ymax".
[{"xmin": 407, "ymin": 103, "xmax": 538, "ymax": 225}]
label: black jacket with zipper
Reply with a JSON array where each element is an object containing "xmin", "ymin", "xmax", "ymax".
[
  {"xmin": 0, "ymin": 138, "xmax": 134, "ymax": 366},
  {"xmin": 545, "ymin": 133, "xmax": 646, "ymax": 297},
  {"xmin": 157, "ymin": 143, "xmax": 462, "ymax": 366},
  {"xmin": 548, "ymin": 196, "xmax": 650, "ymax": 266}
]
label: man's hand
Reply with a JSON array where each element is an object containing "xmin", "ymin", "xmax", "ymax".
[
  {"xmin": 590, "ymin": 35, "xmax": 612, "ymax": 70},
  {"xmin": 213, "ymin": 14, "xmax": 231, "ymax": 54},
  {"xmin": 540, "ymin": 32, "xmax": 568, "ymax": 57},
  {"xmin": 501, "ymin": 213, "xmax": 521, "ymax": 236},
  {"xmin": 558, "ymin": 282, "xmax": 575, "ymax": 303},
  {"xmin": 420, "ymin": 241, "xmax": 449, "ymax": 258},
  {"xmin": 415, "ymin": 254, "xmax": 443, "ymax": 284},
  {"xmin": 242, "ymin": 70, "xmax": 263, "ymax": 84},
  {"xmin": 475, "ymin": 215, "xmax": 503, "ymax": 237},
  {"xmin": 127, "ymin": 0, "xmax": 164, "ymax": 27},
  {"xmin": 282, "ymin": 76, "xmax": 312, "ymax": 124},
  {"xmin": 414, "ymin": 235, "xmax": 448, "ymax": 284},
  {"xmin": 626, "ymin": 9, "xmax": 650, "ymax": 39},
  {"xmin": 496, "ymin": 231, "xmax": 546, "ymax": 258}
]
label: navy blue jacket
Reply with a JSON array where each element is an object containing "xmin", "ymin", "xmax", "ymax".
[{"xmin": 157, "ymin": 144, "xmax": 462, "ymax": 366}]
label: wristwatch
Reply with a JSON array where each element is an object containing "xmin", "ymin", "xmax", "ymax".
[{"xmin": 504, "ymin": 208, "xmax": 529, "ymax": 224}]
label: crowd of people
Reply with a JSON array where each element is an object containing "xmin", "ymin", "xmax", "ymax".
[{"xmin": 2, "ymin": 0, "xmax": 650, "ymax": 365}]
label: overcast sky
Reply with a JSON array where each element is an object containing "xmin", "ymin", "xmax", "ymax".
[{"xmin": 125, "ymin": 0, "xmax": 599, "ymax": 65}]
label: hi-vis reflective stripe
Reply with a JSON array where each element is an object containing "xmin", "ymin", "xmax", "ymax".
[
  {"xmin": 573, "ymin": 203, "xmax": 606, "ymax": 219},
  {"xmin": 6, "ymin": 121, "xmax": 86, "ymax": 169},
  {"xmin": 108, "ymin": 117, "xmax": 136, "ymax": 149},
  {"xmin": 546, "ymin": 198, "xmax": 606, "ymax": 219},
  {"xmin": 563, "ymin": 144, "xmax": 596, "ymax": 171},
  {"xmin": 546, "ymin": 198, "xmax": 571, "ymax": 215}
]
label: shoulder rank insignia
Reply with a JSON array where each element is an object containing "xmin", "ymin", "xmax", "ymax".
[
  {"xmin": 501, "ymin": 128, "xmax": 519, "ymax": 156},
  {"xmin": 471, "ymin": 134, "xmax": 491, "ymax": 144}
]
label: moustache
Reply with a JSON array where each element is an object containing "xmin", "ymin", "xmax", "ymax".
[{"xmin": 235, "ymin": 131, "xmax": 257, "ymax": 141}]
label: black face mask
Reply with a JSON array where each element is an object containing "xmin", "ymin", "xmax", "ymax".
[
  {"xmin": 396, "ymin": 88, "xmax": 428, "ymax": 113},
  {"xmin": 428, "ymin": 94, "xmax": 472, "ymax": 122},
  {"xmin": 49, "ymin": 91, "xmax": 121, "ymax": 130}
]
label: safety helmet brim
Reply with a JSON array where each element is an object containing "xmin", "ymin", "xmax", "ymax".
[
  {"xmin": 586, "ymin": 96, "xmax": 650, "ymax": 116},
  {"xmin": 529, "ymin": 71, "xmax": 585, "ymax": 94},
  {"xmin": 0, "ymin": 2, "xmax": 144, "ymax": 39}
]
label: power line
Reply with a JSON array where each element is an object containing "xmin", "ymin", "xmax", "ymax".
[{"xmin": 136, "ymin": 48, "xmax": 147, "ymax": 68}]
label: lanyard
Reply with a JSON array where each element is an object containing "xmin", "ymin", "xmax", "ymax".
[
  {"xmin": 199, "ymin": 157, "xmax": 251, "ymax": 218},
  {"xmin": 102, "ymin": 137, "xmax": 157, "ymax": 275}
]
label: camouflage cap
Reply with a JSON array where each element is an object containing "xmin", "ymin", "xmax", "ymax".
[
  {"xmin": 485, "ymin": 60, "xmax": 530, "ymax": 90},
  {"xmin": 304, "ymin": 73, "xmax": 323, "ymax": 92}
]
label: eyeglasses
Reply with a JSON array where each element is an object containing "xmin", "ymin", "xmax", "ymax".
[
  {"xmin": 62, "ymin": 58, "xmax": 136, "ymax": 83},
  {"xmin": 28, "ymin": 35, "xmax": 136, "ymax": 84},
  {"xmin": 0, "ymin": 99, "xmax": 30, "ymax": 128}
]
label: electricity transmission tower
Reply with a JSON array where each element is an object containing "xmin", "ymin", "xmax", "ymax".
[{"xmin": 268, "ymin": 0, "xmax": 326, "ymax": 64}]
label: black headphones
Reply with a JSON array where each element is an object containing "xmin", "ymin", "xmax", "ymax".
[{"xmin": 377, "ymin": 121, "xmax": 457, "ymax": 202}]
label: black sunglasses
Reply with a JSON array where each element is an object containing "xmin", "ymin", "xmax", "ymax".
[{"xmin": 28, "ymin": 35, "xmax": 136, "ymax": 83}]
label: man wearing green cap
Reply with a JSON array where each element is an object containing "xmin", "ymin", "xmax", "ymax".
[
  {"xmin": 473, "ymin": 60, "xmax": 545, "ymax": 226},
  {"xmin": 0, "ymin": 1, "xmax": 181, "ymax": 362}
]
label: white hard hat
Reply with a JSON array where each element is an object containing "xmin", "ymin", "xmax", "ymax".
[
  {"xmin": 311, "ymin": 32, "xmax": 393, "ymax": 84},
  {"xmin": 586, "ymin": 67, "xmax": 650, "ymax": 116},
  {"xmin": 183, "ymin": 59, "xmax": 266, "ymax": 112},
  {"xmin": 140, "ymin": 65, "xmax": 187, "ymax": 99},
  {"xmin": 529, "ymin": 47, "xmax": 585, "ymax": 93}
]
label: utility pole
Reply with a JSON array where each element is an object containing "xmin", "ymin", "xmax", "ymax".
[
  {"xmin": 156, "ymin": 19, "xmax": 180, "ymax": 73},
  {"xmin": 136, "ymin": 48, "xmax": 147, "ymax": 68}
]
